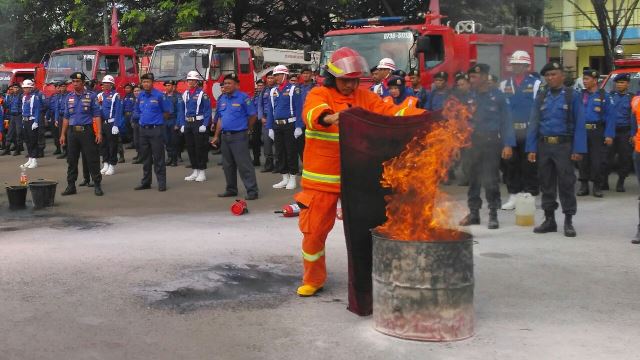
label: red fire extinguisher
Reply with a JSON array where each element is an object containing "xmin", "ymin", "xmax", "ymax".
[{"xmin": 274, "ymin": 203, "xmax": 301, "ymax": 217}]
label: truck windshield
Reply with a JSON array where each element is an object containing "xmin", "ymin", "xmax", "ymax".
[
  {"xmin": 149, "ymin": 44, "xmax": 211, "ymax": 81},
  {"xmin": 45, "ymin": 52, "xmax": 96, "ymax": 82},
  {"xmin": 603, "ymin": 72, "xmax": 640, "ymax": 94},
  {"xmin": 0, "ymin": 71, "xmax": 11, "ymax": 93},
  {"xmin": 320, "ymin": 31, "xmax": 415, "ymax": 75}
]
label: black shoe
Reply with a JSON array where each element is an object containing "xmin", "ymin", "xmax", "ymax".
[
  {"xmin": 216, "ymin": 161, "xmax": 222, "ymax": 166},
  {"xmin": 56, "ymin": 152, "xmax": 67, "ymax": 159},
  {"xmin": 126, "ymin": 144, "xmax": 135, "ymax": 149},
  {"xmin": 53, "ymin": 148, "xmax": 61, "ymax": 155},
  {"xmin": 601, "ymin": 182, "xmax": 610, "ymax": 191},
  {"xmin": 457, "ymin": 180, "xmax": 469, "ymax": 186},
  {"xmin": 576, "ymin": 181, "xmax": 589, "ymax": 196},
  {"xmin": 217, "ymin": 191, "xmax": 237, "ymax": 198},
  {"xmin": 245, "ymin": 193, "xmax": 259, "ymax": 200},
  {"xmin": 632, "ymin": 226, "xmax": 640, "ymax": 244},
  {"xmin": 534, "ymin": 212, "xmax": 557, "ymax": 233},
  {"xmin": 177, "ymin": 156, "xmax": 183, "ymax": 163},
  {"xmin": 186, "ymin": 164, "xmax": 192, "ymax": 168},
  {"xmin": 564, "ymin": 215, "xmax": 576, "ymax": 237},
  {"xmin": 61, "ymin": 186, "xmax": 77, "ymax": 196},
  {"xmin": 134, "ymin": 184, "xmax": 151, "ymax": 190},
  {"xmin": 94, "ymin": 184, "xmax": 104, "ymax": 196},
  {"xmin": 616, "ymin": 178, "xmax": 626, "ymax": 192},
  {"xmin": 459, "ymin": 210, "xmax": 480, "ymax": 226},
  {"xmin": 487, "ymin": 210, "xmax": 499, "ymax": 229},
  {"xmin": 12, "ymin": 150, "xmax": 21, "ymax": 156},
  {"xmin": 252, "ymin": 159, "xmax": 261, "ymax": 166},
  {"xmin": 592, "ymin": 185, "xmax": 603, "ymax": 198},
  {"xmin": 132, "ymin": 158, "xmax": 143, "ymax": 164},
  {"xmin": 158, "ymin": 185, "xmax": 167, "ymax": 192},
  {"xmin": 0, "ymin": 149, "xmax": 9, "ymax": 156},
  {"xmin": 79, "ymin": 179, "xmax": 91, "ymax": 187},
  {"xmin": 118, "ymin": 156, "xmax": 125, "ymax": 164}
]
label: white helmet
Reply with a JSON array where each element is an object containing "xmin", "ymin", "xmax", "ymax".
[
  {"xmin": 510, "ymin": 51, "xmax": 532, "ymax": 65},
  {"xmin": 273, "ymin": 65, "xmax": 289, "ymax": 75},
  {"xmin": 186, "ymin": 71, "xmax": 202, "ymax": 80},
  {"xmin": 377, "ymin": 58, "xmax": 396, "ymax": 70},
  {"xmin": 101, "ymin": 75, "xmax": 115, "ymax": 84},
  {"xmin": 21, "ymin": 79, "xmax": 34, "ymax": 88}
]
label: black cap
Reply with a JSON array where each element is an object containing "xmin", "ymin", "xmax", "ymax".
[
  {"xmin": 224, "ymin": 73, "xmax": 240, "ymax": 83},
  {"xmin": 10, "ymin": 83, "xmax": 20, "ymax": 88},
  {"xmin": 488, "ymin": 74, "xmax": 499, "ymax": 82},
  {"xmin": 392, "ymin": 69, "xmax": 407, "ymax": 78},
  {"xmin": 540, "ymin": 62, "xmax": 563, "ymax": 75},
  {"xmin": 434, "ymin": 71, "xmax": 449, "ymax": 80},
  {"xmin": 140, "ymin": 73, "xmax": 155, "ymax": 81},
  {"xmin": 301, "ymin": 66, "xmax": 312, "ymax": 72},
  {"xmin": 583, "ymin": 68, "xmax": 599, "ymax": 78},
  {"xmin": 124, "ymin": 83, "xmax": 134, "ymax": 88},
  {"xmin": 266, "ymin": 71, "xmax": 274, "ymax": 76},
  {"xmin": 370, "ymin": 66, "xmax": 379, "ymax": 73},
  {"xmin": 455, "ymin": 71, "xmax": 469, "ymax": 82},
  {"xmin": 467, "ymin": 64, "xmax": 490, "ymax": 75},
  {"xmin": 163, "ymin": 80, "xmax": 177, "ymax": 86},
  {"xmin": 614, "ymin": 73, "xmax": 631, "ymax": 82},
  {"xmin": 55, "ymin": 81, "xmax": 66, "ymax": 87},
  {"xmin": 256, "ymin": 79, "xmax": 265, "ymax": 85},
  {"xmin": 70, "ymin": 72, "xmax": 86, "ymax": 81},
  {"xmin": 387, "ymin": 75, "xmax": 406, "ymax": 88},
  {"xmin": 408, "ymin": 69, "xmax": 419, "ymax": 77}
]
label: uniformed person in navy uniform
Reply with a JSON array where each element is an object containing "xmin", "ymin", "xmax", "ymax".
[
  {"xmin": 97, "ymin": 75, "xmax": 124, "ymax": 176},
  {"xmin": 212, "ymin": 73, "xmax": 259, "ymax": 200},
  {"xmin": 178, "ymin": 71, "xmax": 211, "ymax": 182},
  {"xmin": 163, "ymin": 80, "xmax": 181, "ymax": 167},
  {"xmin": 123, "ymin": 83, "xmax": 136, "ymax": 150},
  {"xmin": 20, "ymin": 79, "xmax": 42, "ymax": 168},
  {"xmin": 250, "ymin": 79, "xmax": 265, "ymax": 166},
  {"xmin": 32, "ymin": 86, "xmax": 48, "ymax": 158},
  {"xmin": 260, "ymin": 72, "xmax": 276, "ymax": 173},
  {"xmin": 606, "ymin": 73, "xmax": 634, "ymax": 192},
  {"xmin": 409, "ymin": 69, "xmax": 429, "ymax": 109},
  {"xmin": 526, "ymin": 62, "xmax": 587, "ymax": 237},
  {"xmin": 134, "ymin": 73, "xmax": 170, "ymax": 192},
  {"xmin": 427, "ymin": 71, "xmax": 450, "ymax": 112},
  {"xmin": 1, "ymin": 84, "xmax": 22, "ymax": 156},
  {"xmin": 59, "ymin": 72, "xmax": 104, "ymax": 196},
  {"xmin": 576, "ymin": 68, "xmax": 615, "ymax": 198},
  {"xmin": 451, "ymin": 71, "xmax": 474, "ymax": 186},
  {"xmin": 459, "ymin": 64, "xmax": 515, "ymax": 229}
]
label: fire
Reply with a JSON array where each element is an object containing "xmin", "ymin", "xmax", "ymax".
[{"xmin": 377, "ymin": 98, "xmax": 473, "ymax": 241}]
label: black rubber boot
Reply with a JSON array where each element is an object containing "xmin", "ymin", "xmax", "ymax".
[
  {"xmin": 61, "ymin": 185, "xmax": 77, "ymax": 196},
  {"xmin": 534, "ymin": 210, "xmax": 557, "ymax": 233},
  {"xmin": 616, "ymin": 177, "xmax": 626, "ymax": 192},
  {"xmin": 564, "ymin": 214, "xmax": 576, "ymax": 237},
  {"xmin": 592, "ymin": 184, "xmax": 603, "ymax": 198},
  {"xmin": 53, "ymin": 146, "xmax": 61, "ymax": 155},
  {"xmin": 0, "ymin": 148, "xmax": 9, "ymax": 156},
  {"xmin": 261, "ymin": 157, "xmax": 274, "ymax": 173},
  {"xmin": 633, "ymin": 202, "xmax": 640, "ymax": 244},
  {"xmin": 94, "ymin": 183, "xmax": 104, "ymax": 196},
  {"xmin": 459, "ymin": 209, "xmax": 480, "ymax": 226},
  {"xmin": 576, "ymin": 181, "xmax": 589, "ymax": 196},
  {"xmin": 487, "ymin": 209, "xmax": 499, "ymax": 229},
  {"xmin": 56, "ymin": 150, "xmax": 67, "ymax": 159}
]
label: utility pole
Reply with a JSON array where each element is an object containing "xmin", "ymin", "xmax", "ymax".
[{"xmin": 103, "ymin": 1, "xmax": 110, "ymax": 45}]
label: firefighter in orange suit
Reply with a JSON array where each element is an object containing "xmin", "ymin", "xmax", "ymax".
[
  {"xmin": 295, "ymin": 47, "xmax": 425, "ymax": 297},
  {"xmin": 382, "ymin": 75, "xmax": 420, "ymax": 110}
]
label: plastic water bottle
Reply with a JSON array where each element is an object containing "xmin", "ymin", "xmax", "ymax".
[{"xmin": 19, "ymin": 166, "xmax": 28, "ymax": 186}]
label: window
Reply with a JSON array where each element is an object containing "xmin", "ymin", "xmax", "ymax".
[
  {"xmin": 125, "ymin": 56, "xmax": 136, "ymax": 77},
  {"xmin": 423, "ymin": 35, "xmax": 444, "ymax": 69},
  {"xmin": 239, "ymin": 49, "xmax": 251, "ymax": 74},
  {"xmin": 210, "ymin": 50, "xmax": 236, "ymax": 80},
  {"xmin": 44, "ymin": 51, "xmax": 96, "ymax": 82},
  {"xmin": 97, "ymin": 55, "xmax": 120, "ymax": 80},
  {"xmin": 149, "ymin": 45, "xmax": 211, "ymax": 81}
]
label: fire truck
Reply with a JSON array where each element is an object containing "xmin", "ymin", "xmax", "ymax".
[
  {"xmin": 601, "ymin": 46, "xmax": 640, "ymax": 94},
  {"xmin": 0, "ymin": 63, "xmax": 38, "ymax": 93},
  {"xmin": 39, "ymin": 45, "xmax": 140, "ymax": 97},
  {"xmin": 311, "ymin": 13, "xmax": 549, "ymax": 89}
]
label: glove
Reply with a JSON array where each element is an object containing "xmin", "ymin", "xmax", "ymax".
[
  {"xmin": 199, "ymin": 125, "xmax": 206, "ymax": 133},
  {"xmin": 180, "ymin": 125, "xmax": 185, "ymax": 133},
  {"xmin": 31, "ymin": 122, "xmax": 38, "ymax": 130},
  {"xmin": 111, "ymin": 126, "xmax": 119, "ymax": 135},
  {"xmin": 268, "ymin": 129, "xmax": 274, "ymax": 141},
  {"xmin": 294, "ymin": 127, "xmax": 303, "ymax": 139}
]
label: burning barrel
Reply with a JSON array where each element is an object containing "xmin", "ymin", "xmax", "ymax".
[{"xmin": 372, "ymin": 229, "xmax": 474, "ymax": 341}]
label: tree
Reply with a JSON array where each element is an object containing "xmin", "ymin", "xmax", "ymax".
[{"xmin": 566, "ymin": 0, "xmax": 640, "ymax": 73}]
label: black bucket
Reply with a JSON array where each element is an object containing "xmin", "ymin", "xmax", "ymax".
[
  {"xmin": 6, "ymin": 186, "xmax": 28, "ymax": 210},
  {"xmin": 28, "ymin": 180, "xmax": 58, "ymax": 209}
]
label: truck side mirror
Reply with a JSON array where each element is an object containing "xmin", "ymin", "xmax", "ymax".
[
  {"xmin": 304, "ymin": 45, "xmax": 312, "ymax": 62},
  {"xmin": 202, "ymin": 54, "xmax": 210, "ymax": 68},
  {"xmin": 416, "ymin": 36, "xmax": 430, "ymax": 53}
]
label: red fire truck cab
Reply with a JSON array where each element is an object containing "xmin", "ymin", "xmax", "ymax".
[
  {"xmin": 0, "ymin": 63, "xmax": 38, "ymax": 93},
  {"xmin": 148, "ymin": 32, "xmax": 256, "ymax": 107},
  {"xmin": 41, "ymin": 46, "xmax": 140, "ymax": 97},
  {"xmin": 601, "ymin": 52, "xmax": 640, "ymax": 94},
  {"xmin": 314, "ymin": 14, "xmax": 549, "ymax": 89}
]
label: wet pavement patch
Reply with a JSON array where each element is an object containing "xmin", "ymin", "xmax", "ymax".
[
  {"xmin": 0, "ymin": 211, "xmax": 110, "ymax": 232},
  {"xmin": 480, "ymin": 252, "xmax": 512, "ymax": 259},
  {"xmin": 138, "ymin": 262, "xmax": 300, "ymax": 313}
]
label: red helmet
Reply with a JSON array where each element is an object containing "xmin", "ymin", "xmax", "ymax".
[{"xmin": 326, "ymin": 47, "xmax": 369, "ymax": 79}]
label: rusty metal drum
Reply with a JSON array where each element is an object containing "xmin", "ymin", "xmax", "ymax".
[{"xmin": 371, "ymin": 230, "xmax": 474, "ymax": 341}]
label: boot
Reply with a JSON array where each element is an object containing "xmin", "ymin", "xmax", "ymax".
[
  {"xmin": 534, "ymin": 210, "xmax": 557, "ymax": 233},
  {"xmin": 273, "ymin": 174, "xmax": 290, "ymax": 189},
  {"xmin": 616, "ymin": 177, "xmax": 626, "ymax": 192},
  {"xmin": 632, "ymin": 202, "xmax": 640, "ymax": 244},
  {"xmin": 501, "ymin": 193, "xmax": 518, "ymax": 210},
  {"xmin": 168, "ymin": 156, "xmax": 177, "ymax": 167},
  {"xmin": 94, "ymin": 183, "xmax": 104, "ymax": 196},
  {"xmin": 261, "ymin": 157, "xmax": 274, "ymax": 173},
  {"xmin": 27, "ymin": 158, "xmax": 38, "ymax": 169},
  {"xmin": 285, "ymin": 174, "xmax": 297, "ymax": 190},
  {"xmin": 184, "ymin": 169, "xmax": 199, "ymax": 181},
  {"xmin": 459, "ymin": 209, "xmax": 480, "ymax": 226},
  {"xmin": 56, "ymin": 150, "xmax": 67, "ymax": 159},
  {"xmin": 100, "ymin": 162, "xmax": 109, "ymax": 175},
  {"xmin": 576, "ymin": 181, "xmax": 589, "ymax": 196},
  {"xmin": 592, "ymin": 184, "xmax": 603, "ymax": 198},
  {"xmin": 104, "ymin": 164, "xmax": 115, "ymax": 176},
  {"xmin": 0, "ymin": 147, "xmax": 10, "ymax": 156},
  {"xmin": 601, "ymin": 181, "xmax": 610, "ymax": 191},
  {"xmin": 488, "ymin": 209, "xmax": 499, "ymax": 229},
  {"xmin": 564, "ymin": 214, "xmax": 576, "ymax": 237},
  {"xmin": 252, "ymin": 155, "xmax": 261, "ymax": 166},
  {"xmin": 12, "ymin": 149, "xmax": 21, "ymax": 156},
  {"xmin": 118, "ymin": 145, "xmax": 125, "ymax": 163},
  {"xmin": 195, "ymin": 169, "xmax": 207, "ymax": 182},
  {"xmin": 61, "ymin": 185, "xmax": 77, "ymax": 196},
  {"xmin": 53, "ymin": 146, "xmax": 61, "ymax": 155}
]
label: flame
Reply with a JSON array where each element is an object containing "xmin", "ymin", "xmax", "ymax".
[{"xmin": 377, "ymin": 98, "xmax": 473, "ymax": 241}]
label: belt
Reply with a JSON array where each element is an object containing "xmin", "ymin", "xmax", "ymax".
[
  {"xmin": 141, "ymin": 124, "xmax": 164, "ymax": 129},
  {"xmin": 616, "ymin": 125, "xmax": 631, "ymax": 130},
  {"xmin": 186, "ymin": 115, "xmax": 205, "ymax": 122},
  {"xmin": 513, "ymin": 123, "xmax": 528, "ymax": 130},
  {"xmin": 274, "ymin": 117, "xmax": 296, "ymax": 125},
  {"xmin": 71, "ymin": 124, "xmax": 91, "ymax": 132},
  {"xmin": 103, "ymin": 118, "xmax": 115, "ymax": 124},
  {"xmin": 222, "ymin": 130, "xmax": 247, "ymax": 135},
  {"xmin": 585, "ymin": 123, "xmax": 599, "ymax": 130},
  {"xmin": 22, "ymin": 116, "xmax": 35, "ymax": 122},
  {"xmin": 542, "ymin": 135, "xmax": 571, "ymax": 144},
  {"xmin": 124, "ymin": 112, "xmax": 132, "ymax": 116}
]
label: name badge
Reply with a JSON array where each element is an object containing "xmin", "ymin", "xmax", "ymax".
[
  {"xmin": 232, "ymin": 103, "xmax": 241, "ymax": 107},
  {"xmin": 594, "ymin": 106, "xmax": 601, "ymax": 112}
]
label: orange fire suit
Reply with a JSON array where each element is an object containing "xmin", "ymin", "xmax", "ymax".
[
  {"xmin": 295, "ymin": 86, "xmax": 425, "ymax": 288},
  {"xmin": 382, "ymin": 95, "xmax": 420, "ymax": 110}
]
